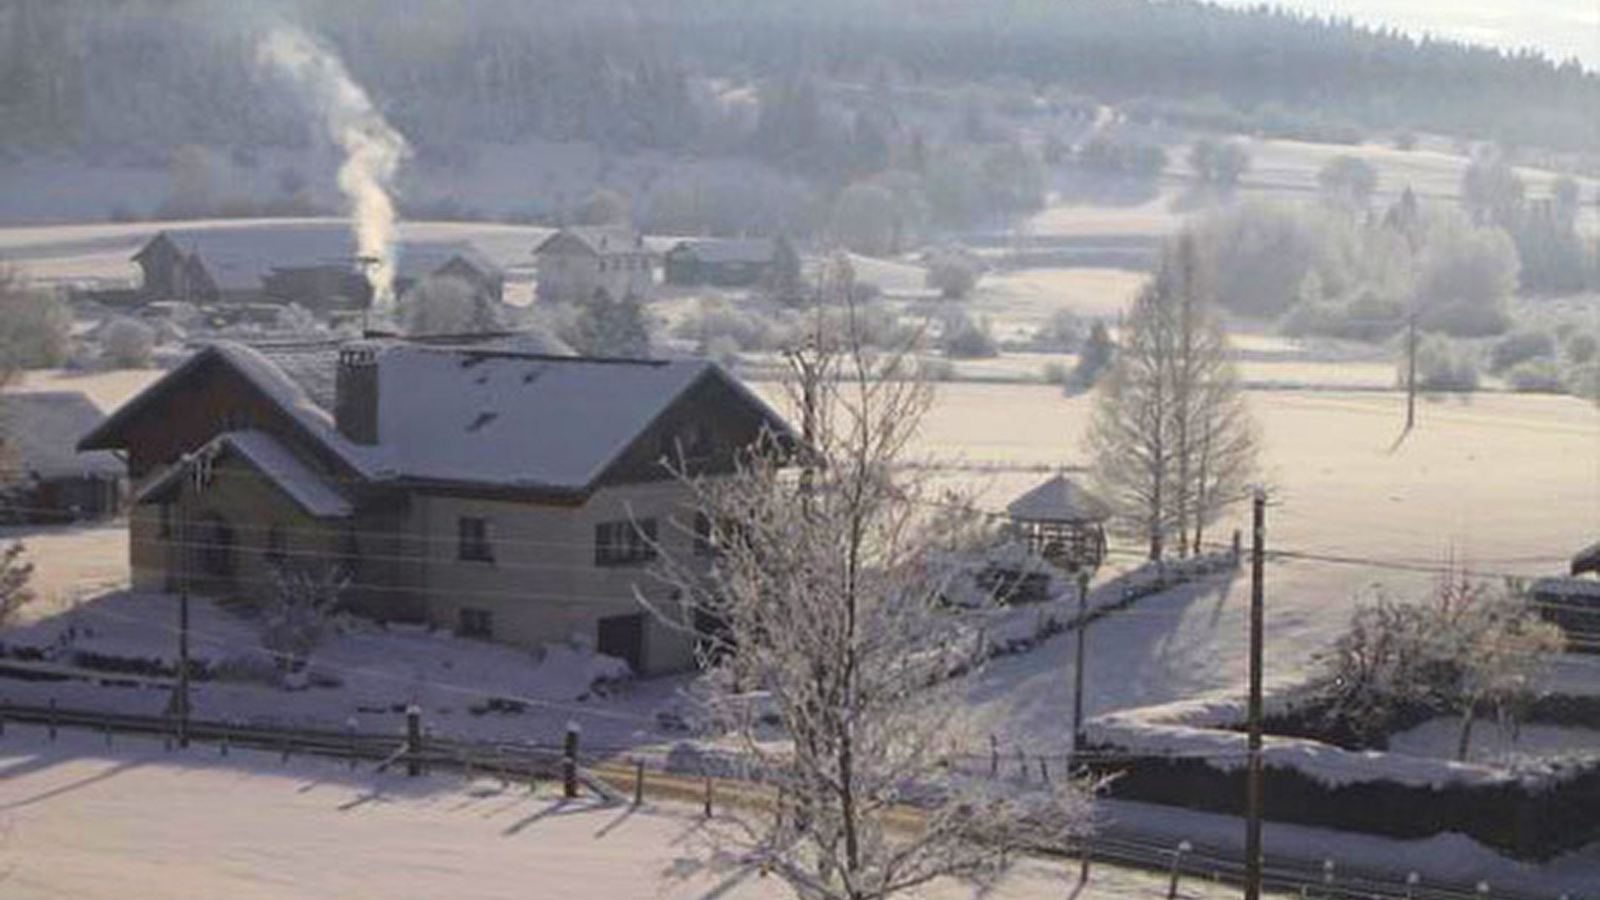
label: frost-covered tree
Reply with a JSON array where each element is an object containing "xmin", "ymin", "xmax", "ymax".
[
  {"xmin": 1088, "ymin": 234, "xmax": 1257, "ymax": 559},
  {"xmin": 1317, "ymin": 155, "xmax": 1378, "ymax": 206},
  {"xmin": 101, "ymin": 318, "xmax": 155, "ymax": 369},
  {"xmin": 261, "ymin": 564, "xmax": 348, "ymax": 677},
  {"xmin": 568, "ymin": 289, "xmax": 652, "ymax": 358},
  {"xmin": 400, "ymin": 275, "xmax": 504, "ymax": 337},
  {"xmin": 0, "ymin": 267, "xmax": 71, "ymax": 371},
  {"xmin": 0, "ymin": 542, "xmax": 34, "ymax": 626},
  {"xmin": 648, "ymin": 263, "xmax": 1094, "ymax": 900},
  {"xmin": 1069, "ymin": 320, "xmax": 1115, "ymax": 392},
  {"xmin": 923, "ymin": 244, "xmax": 983, "ymax": 299}
]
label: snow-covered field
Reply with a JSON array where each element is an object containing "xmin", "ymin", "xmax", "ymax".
[{"xmin": 0, "ymin": 725, "xmax": 1247, "ymax": 900}]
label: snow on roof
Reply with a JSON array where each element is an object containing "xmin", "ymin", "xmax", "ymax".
[
  {"xmin": 140, "ymin": 226, "xmax": 504, "ymax": 292},
  {"xmin": 0, "ymin": 392, "xmax": 123, "ymax": 480},
  {"xmin": 135, "ymin": 429, "xmax": 353, "ymax": 519},
  {"xmin": 375, "ymin": 347, "xmax": 715, "ymax": 489},
  {"xmin": 667, "ymin": 238, "xmax": 778, "ymax": 265},
  {"xmin": 533, "ymin": 227, "xmax": 645, "ymax": 258},
  {"xmin": 1006, "ymin": 474, "xmax": 1110, "ymax": 523},
  {"xmin": 1571, "ymin": 541, "xmax": 1600, "ymax": 577}
]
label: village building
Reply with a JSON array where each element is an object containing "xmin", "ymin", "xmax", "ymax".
[
  {"xmin": 0, "ymin": 392, "xmax": 125, "ymax": 523},
  {"xmin": 78, "ymin": 339, "xmax": 792, "ymax": 675},
  {"xmin": 117, "ymin": 225, "xmax": 505, "ymax": 313},
  {"xmin": 662, "ymin": 237, "xmax": 798, "ymax": 288},
  {"xmin": 533, "ymin": 227, "xmax": 655, "ymax": 305}
]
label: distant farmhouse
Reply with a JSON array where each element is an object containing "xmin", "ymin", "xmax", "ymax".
[
  {"xmin": 533, "ymin": 227, "xmax": 655, "ymax": 305},
  {"xmin": 0, "ymin": 392, "xmax": 124, "ymax": 523},
  {"xmin": 663, "ymin": 237, "xmax": 799, "ymax": 289},
  {"xmin": 79, "ymin": 339, "xmax": 792, "ymax": 675},
  {"xmin": 106, "ymin": 225, "xmax": 505, "ymax": 315}
]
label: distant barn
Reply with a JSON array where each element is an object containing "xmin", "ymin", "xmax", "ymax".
[
  {"xmin": 663, "ymin": 237, "xmax": 798, "ymax": 288},
  {"xmin": 122, "ymin": 225, "xmax": 505, "ymax": 312},
  {"xmin": 0, "ymin": 392, "xmax": 124, "ymax": 523}
]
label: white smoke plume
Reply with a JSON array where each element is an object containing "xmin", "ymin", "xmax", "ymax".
[{"xmin": 258, "ymin": 26, "xmax": 408, "ymax": 312}]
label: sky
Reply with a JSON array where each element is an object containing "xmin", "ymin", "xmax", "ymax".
[{"xmin": 1214, "ymin": 0, "xmax": 1600, "ymax": 69}]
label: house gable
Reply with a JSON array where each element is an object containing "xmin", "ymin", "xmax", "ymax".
[{"xmin": 596, "ymin": 368, "xmax": 792, "ymax": 487}]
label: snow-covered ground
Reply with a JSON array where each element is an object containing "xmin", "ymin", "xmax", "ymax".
[
  {"xmin": 0, "ymin": 725, "xmax": 1254, "ymax": 900},
  {"xmin": 0, "ymin": 591, "xmax": 670, "ymax": 750},
  {"xmin": 1388, "ymin": 717, "xmax": 1600, "ymax": 766}
]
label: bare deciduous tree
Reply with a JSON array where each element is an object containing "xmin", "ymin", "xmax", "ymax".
[
  {"xmin": 0, "ymin": 542, "xmax": 34, "ymax": 626},
  {"xmin": 1088, "ymin": 233, "xmax": 1258, "ymax": 560},
  {"xmin": 261, "ymin": 563, "xmax": 348, "ymax": 679},
  {"xmin": 647, "ymin": 256, "xmax": 1094, "ymax": 900}
]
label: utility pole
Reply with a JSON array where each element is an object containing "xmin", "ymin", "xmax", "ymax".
[
  {"xmin": 1070, "ymin": 568, "xmax": 1091, "ymax": 763},
  {"xmin": 1244, "ymin": 489, "xmax": 1266, "ymax": 900},
  {"xmin": 1405, "ymin": 310, "xmax": 1418, "ymax": 433},
  {"xmin": 175, "ymin": 452, "xmax": 194, "ymax": 750}
]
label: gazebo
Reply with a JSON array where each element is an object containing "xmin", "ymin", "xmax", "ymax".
[{"xmin": 1006, "ymin": 473, "xmax": 1110, "ymax": 574}]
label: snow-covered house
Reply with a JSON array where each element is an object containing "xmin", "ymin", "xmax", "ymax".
[
  {"xmin": 124, "ymin": 226, "xmax": 506, "ymax": 312},
  {"xmin": 77, "ymin": 339, "xmax": 793, "ymax": 675},
  {"xmin": 0, "ymin": 392, "xmax": 125, "ymax": 523},
  {"xmin": 533, "ymin": 227, "xmax": 655, "ymax": 305}
]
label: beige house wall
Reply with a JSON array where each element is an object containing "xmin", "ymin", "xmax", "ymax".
[{"xmin": 409, "ymin": 481, "xmax": 700, "ymax": 675}]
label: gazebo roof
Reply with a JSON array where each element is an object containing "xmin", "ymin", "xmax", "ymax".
[
  {"xmin": 1006, "ymin": 474, "xmax": 1110, "ymax": 524},
  {"xmin": 1573, "ymin": 541, "xmax": 1600, "ymax": 577}
]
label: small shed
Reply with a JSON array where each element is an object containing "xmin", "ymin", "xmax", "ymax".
[
  {"xmin": 0, "ymin": 392, "xmax": 125, "ymax": 522},
  {"xmin": 1006, "ymin": 473, "xmax": 1110, "ymax": 574}
]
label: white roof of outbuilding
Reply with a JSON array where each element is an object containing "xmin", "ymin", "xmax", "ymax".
[
  {"xmin": 0, "ymin": 392, "xmax": 123, "ymax": 480},
  {"xmin": 1006, "ymin": 473, "xmax": 1110, "ymax": 523}
]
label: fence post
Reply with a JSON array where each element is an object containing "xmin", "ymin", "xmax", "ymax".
[
  {"xmin": 703, "ymin": 775, "xmax": 714, "ymax": 819},
  {"xmin": 1167, "ymin": 840, "xmax": 1191, "ymax": 900},
  {"xmin": 1404, "ymin": 872, "xmax": 1419, "ymax": 900},
  {"xmin": 633, "ymin": 759, "xmax": 645, "ymax": 808},
  {"xmin": 220, "ymin": 728, "xmax": 229, "ymax": 757},
  {"xmin": 562, "ymin": 722, "xmax": 580, "ymax": 799},
  {"xmin": 989, "ymin": 735, "xmax": 999, "ymax": 777},
  {"xmin": 280, "ymin": 735, "xmax": 291, "ymax": 764},
  {"xmin": 346, "ymin": 717, "xmax": 358, "ymax": 771},
  {"xmin": 1078, "ymin": 835, "xmax": 1093, "ymax": 885},
  {"xmin": 405, "ymin": 705, "xmax": 422, "ymax": 778},
  {"xmin": 1039, "ymin": 758, "xmax": 1050, "ymax": 784},
  {"xmin": 103, "ymin": 722, "xmax": 112, "ymax": 748},
  {"xmin": 1476, "ymin": 881, "xmax": 1490, "ymax": 900},
  {"xmin": 48, "ymin": 698, "xmax": 57, "ymax": 741},
  {"xmin": 0, "ymin": 709, "xmax": 6, "ymax": 737},
  {"xmin": 1322, "ymin": 860, "xmax": 1335, "ymax": 896}
]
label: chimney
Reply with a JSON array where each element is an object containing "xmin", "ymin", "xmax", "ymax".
[{"xmin": 335, "ymin": 346, "xmax": 380, "ymax": 445}]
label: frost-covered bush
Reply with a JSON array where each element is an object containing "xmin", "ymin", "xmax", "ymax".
[
  {"xmin": 672, "ymin": 297, "xmax": 779, "ymax": 354},
  {"xmin": 0, "ymin": 270, "xmax": 70, "ymax": 370},
  {"xmin": 1488, "ymin": 330, "xmax": 1555, "ymax": 374},
  {"xmin": 1315, "ymin": 577, "xmax": 1562, "ymax": 758},
  {"xmin": 1563, "ymin": 332, "xmax": 1597, "ymax": 365},
  {"xmin": 565, "ymin": 290, "xmax": 653, "ymax": 358},
  {"xmin": 260, "ymin": 564, "xmax": 348, "ymax": 678},
  {"xmin": 1400, "ymin": 336, "xmax": 1478, "ymax": 393},
  {"xmin": 923, "ymin": 244, "xmax": 984, "ymax": 299},
  {"xmin": 1040, "ymin": 360, "xmax": 1069, "ymax": 385},
  {"xmin": 940, "ymin": 311, "xmax": 999, "ymax": 358},
  {"xmin": 1031, "ymin": 309, "xmax": 1083, "ymax": 351},
  {"xmin": 1504, "ymin": 359, "xmax": 1564, "ymax": 394},
  {"xmin": 101, "ymin": 318, "xmax": 155, "ymax": 369}
]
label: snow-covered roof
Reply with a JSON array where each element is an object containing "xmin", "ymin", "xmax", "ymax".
[
  {"xmin": 1006, "ymin": 474, "xmax": 1110, "ymax": 523},
  {"xmin": 375, "ymin": 348, "xmax": 721, "ymax": 489},
  {"xmin": 135, "ymin": 430, "xmax": 353, "ymax": 519},
  {"xmin": 533, "ymin": 227, "xmax": 646, "ymax": 259},
  {"xmin": 84, "ymin": 337, "xmax": 791, "ymax": 497},
  {"xmin": 667, "ymin": 238, "xmax": 778, "ymax": 265},
  {"xmin": 0, "ymin": 392, "xmax": 123, "ymax": 480},
  {"xmin": 138, "ymin": 226, "xmax": 503, "ymax": 292},
  {"xmin": 1572, "ymin": 541, "xmax": 1600, "ymax": 577}
]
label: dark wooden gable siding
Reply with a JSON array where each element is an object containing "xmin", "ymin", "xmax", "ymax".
[
  {"xmin": 598, "ymin": 372, "xmax": 784, "ymax": 486},
  {"xmin": 113, "ymin": 356, "xmax": 351, "ymax": 486}
]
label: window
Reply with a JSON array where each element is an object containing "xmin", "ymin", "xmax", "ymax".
[
  {"xmin": 693, "ymin": 512, "xmax": 720, "ymax": 558},
  {"xmin": 595, "ymin": 518, "xmax": 658, "ymax": 567},
  {"xmin": 458, "ymin": 516, "xmax": 494, "ymax": 563},
  {"xmin": 459, "ymin": 608, "xmax": 493, "ymax": 639}
]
